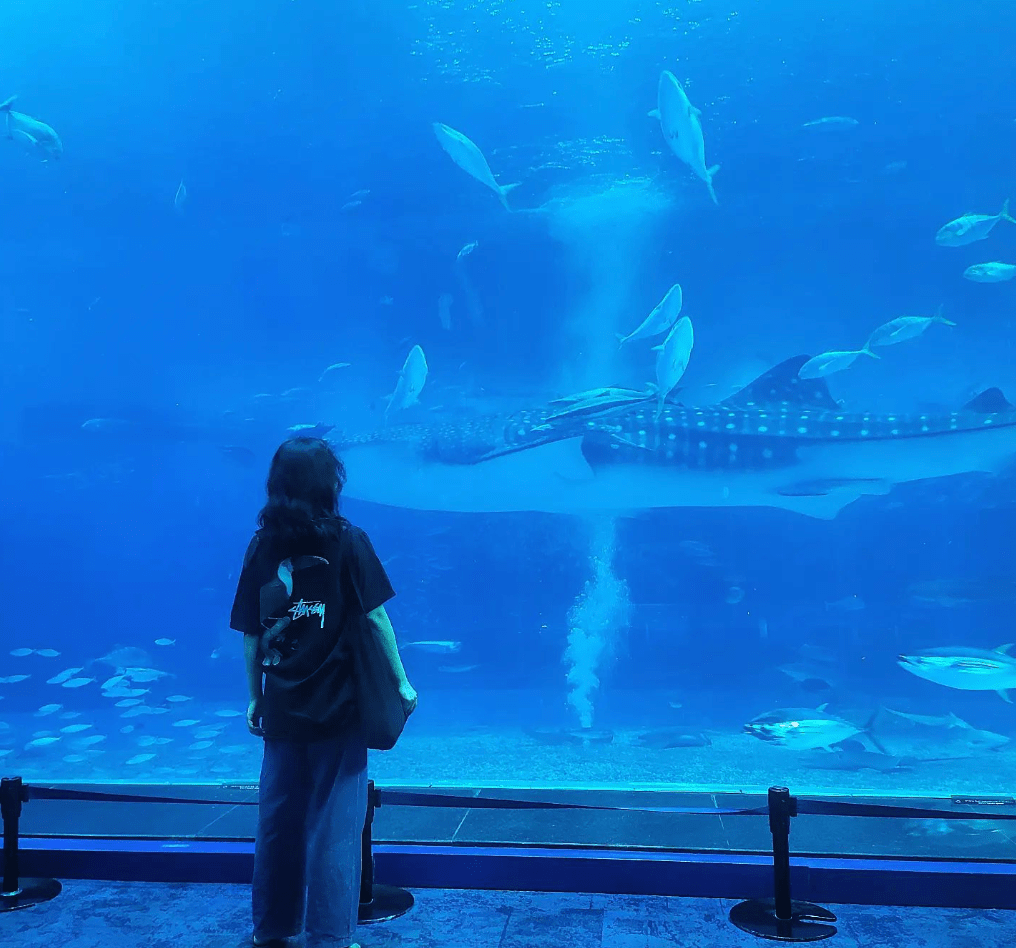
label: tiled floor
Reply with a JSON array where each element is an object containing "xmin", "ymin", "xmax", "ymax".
[{"xmin": 1, "ymin": 881, "xmax": 1015, "ymax": 948}]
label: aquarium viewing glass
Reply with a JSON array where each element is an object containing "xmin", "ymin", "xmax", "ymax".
[{"xmin": 1, "ymin": 0, "xmax": 1014, "ymax": 824}]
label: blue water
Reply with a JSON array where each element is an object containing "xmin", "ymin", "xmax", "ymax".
[{"xmin": 1, "ymin": 0, "xmax": 1016, "ymax": 795}]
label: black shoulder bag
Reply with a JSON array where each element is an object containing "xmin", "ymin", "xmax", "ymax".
[{"xmin": 343, "ymin": 542, "xmax": 410, "ymax": 751}]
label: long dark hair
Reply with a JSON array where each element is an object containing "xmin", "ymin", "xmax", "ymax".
[{"xmin": 257, "ymin": 438, "xmax": 347, "ymax": 542}]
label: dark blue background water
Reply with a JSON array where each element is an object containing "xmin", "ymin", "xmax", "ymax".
[{"xmin": 2, "ymin": 0, "xmax": 1016, "ymax": 764}]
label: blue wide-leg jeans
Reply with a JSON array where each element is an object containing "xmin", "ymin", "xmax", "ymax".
[{"xmin": 253, "ymin": 733, "xmax": 368, "ymax": 947}]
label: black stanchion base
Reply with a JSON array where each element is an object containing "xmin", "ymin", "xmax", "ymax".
[
  {"xmin": 358, "ymin": 884, "xmax": 414, "ymax": 924},
  {"xmin": 0, "ymin": 878, "xmax": 63, "ymax": 913},
  {"xmin": 729, "ymin": 898, "xmax": 837, "ymax": 942}
]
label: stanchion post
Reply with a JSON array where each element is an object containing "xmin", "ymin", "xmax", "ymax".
[
  {"xmin": 357, "ymin": 780, "xmax": 414, "ymax": 925},
  {"xmin": 769, "ymin": 785, "xmax": 795, "ymax": 922},
  {"xmin": 0, "ymin": 776, "xmax": 62, "ymax": 912},
  {"xmin": 728, "ymin": 786, "xmax": 837, "ymax": 942},
  {"xmin": 1, "ymin": 776, "xmax": 26, "ymax": 897}
]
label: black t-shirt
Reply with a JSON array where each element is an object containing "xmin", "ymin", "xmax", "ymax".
[{"xmin": 229, "ymin": 521, "xmax": 395, "ymax": 742}]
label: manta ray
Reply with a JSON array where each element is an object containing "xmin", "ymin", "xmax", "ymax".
[{"xmin": 332, "ymin": 356, "xmax": 1016, "ymax": 519}]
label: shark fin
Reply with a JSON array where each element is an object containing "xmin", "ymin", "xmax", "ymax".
[
  {"xmin": 0, "ymin": 95, "xmax": 16, "ymax": 113},
  {"xmin": 722, "ymin": 356, "xmax": 840, "ymax": 410},
  {"xmin": 648, "ymin": 108, "xmax": 661, "ymax": 119},
  {"xmin": 817, "ymin": 703, "xmax": 829, "ymax": 712},
  {"xmin": 539, "ymin": 437, "xmax": 594, "ymax": 483},
  {"xmin": 963, "ymin": 388, "xmax": 1015, "ymax": 414},
  {"xmin": 470, "ymin": 436, "xmax": 592, "ymax": 479},
  {"xmin": 996, "ymin": 644, "xmax": 1014, "ymax": 654},
  {"xmin": 998, "ymin": 689, "xmax": 1012, "ymax": 703}
]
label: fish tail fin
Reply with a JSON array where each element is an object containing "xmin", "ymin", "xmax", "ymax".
[
  {"xmin": 499, "ymin": 182, "xmax": 522, "ymax": 210},
  {"xmin": 1002, "ymin": 198, "xmax": 1016, "ymax": 224},
  {"xmin": 861, "ymin": 347, "xmax": 881, "ymax": 360},
  {"xmin": 932, "ymin": 303, "xmax": 956, "ymax": 326},
  {"xmin": 0, "ymin": 95, "xmax": 16, "ymax": 113},
  {"xmin": 705, "ymin": 168, "xmax": 719, "ymax": 205},
  {"xmin": 863, "ymin": 710, "xmax": 889, "ymax": 755}
]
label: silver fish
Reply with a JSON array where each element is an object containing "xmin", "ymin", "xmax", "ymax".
[
  {"xmin": 964, "ymin": 262, "xmax": 1016, "ymax": 283},
  {"xmin": 650, "ymin": 71, "xmax": 718, "ymax": 204},
  {"xmin": 898, "ymin": 645, "xmax": 1016, "ymax": 701},
  {"xmin": 618, "ymin": 284, "xmax": 683, "ymax": 346},
  {"xmin": 936, "ymin": 201, "xmax": 1016, "ymax": 247},
  {"xmin": 404, "ymin": 641, "xmax": 462, "ymax": 654},
  {"xmin": 802, "ymin": 116, "xmax": 859, "ymax": 128},
  {"xmin": 0, "ymin": 95, "xmax": 63, "ymax": 159},
  {"xmin": 652, "ymin": 316, "xmax": 694, "ymax": 418},
  {"xmin": 432, "ymin": 122, "xmax": 519, "ymax": 209},
  {"xmin": 25, "ymin": 737, "xmax": 61, "ymax": 749},
  {"xmin": 799, "ymin": 348, "xmax": 878, "ymax": 379},
  {"xmin": 881, "ymin": 707, "xmax": 967, "ymax": 729},
  {"xmin": 866, "ymin": 313, "xmax": 955, "ymax": 348},
  {"xmin": 386, "ymin": 345, "xmax": 428, "ymax": 421},
  {"xmin": 122, "ymin": 667, "xmax": 170, "ymax": 683},
  {"xmin": 746, "ymin": 705, "xmax": 884, "ymax": 752}
]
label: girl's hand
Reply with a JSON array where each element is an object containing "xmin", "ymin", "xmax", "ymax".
[
  {"xmin": 398, "ymin": 681, "xmax": 418, "ymax": 716},
  {"xmin": 247, "ymin": 698, "xmax": 265, "ymax": 737}
]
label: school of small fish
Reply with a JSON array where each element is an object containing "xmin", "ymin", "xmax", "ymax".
[{"xmin": 0, "ymin": 645, "xmax": 258, "ymax": 774}]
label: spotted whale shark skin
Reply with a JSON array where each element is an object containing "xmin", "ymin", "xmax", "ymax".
[{"xmin": 334, "ymin": 357, "xmax": 1016, "ymax": 519}]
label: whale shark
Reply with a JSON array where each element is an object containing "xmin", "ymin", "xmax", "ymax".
[{"xmin": 333, "ymin": 356, "xmax": 1016, "ymax": 519}]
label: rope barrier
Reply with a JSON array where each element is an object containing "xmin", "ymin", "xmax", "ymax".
[
  {"xmin": 6, "ymin": 775, "xmax": 1015, "ymax": 937},
  {"xmin": 16, "ymin": 782, "xmax": 1016, "ymax": 822}
]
